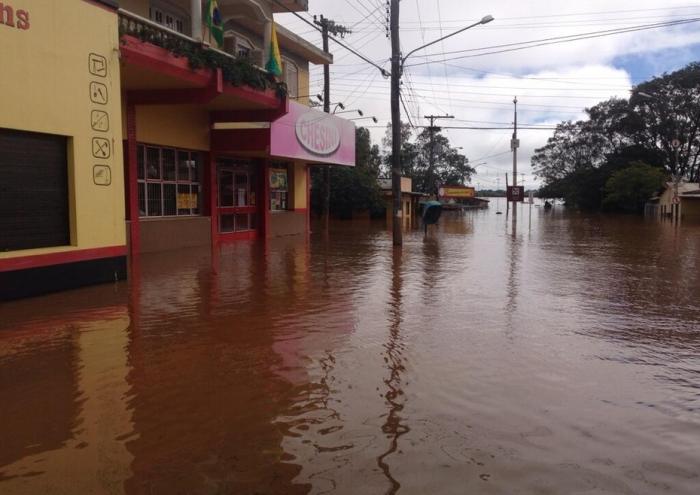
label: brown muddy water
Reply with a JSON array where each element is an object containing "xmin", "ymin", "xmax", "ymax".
[{"xmin": 1, "ymin": 202, "xmax": 699, "ymax": 495}]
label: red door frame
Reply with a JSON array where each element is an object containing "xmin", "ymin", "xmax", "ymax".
[{"xmin": 212, "ymin": 156, "xmax": 264, "ymax": 242}]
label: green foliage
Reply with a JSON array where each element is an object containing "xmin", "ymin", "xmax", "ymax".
[
  {"xmin": 311, "ymin": 166, "xmax": 384, "ymax": 219},
  {"xmin": 533, "ymin": 62, "xmax": 700, "ymax": 211},
  {"xmin": 119, "ymin": 17, "xmax": 286, "ymax": 97},
  {"xmin": 381, "ymin": 124, "xmax": 474, "ymax": 195},
  {"xmin": 311, "ymin": 127, "xmax": 384, "ymax": 219},
  {"xmin": 602, "ymin": 162, "xmax": 666, "ymax": 213}
]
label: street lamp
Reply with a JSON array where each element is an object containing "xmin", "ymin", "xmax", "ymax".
[
  {"xmin": 388, "ymin": 9, "xmax": 494, "ymax": 246},
  {"xmin": 350, "ymin": 116, "xmax": 379, "ymax": 123},
  {"xmin": 334, "ymin": 109, "xmax": 364, "ymax": 116},
  {"xmin": 401, "ymin": 15, "xmax": 494, "ymax": 69}
]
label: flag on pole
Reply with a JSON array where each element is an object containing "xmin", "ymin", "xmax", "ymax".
[
  {"xmin": 265, "ymin": 22, "xmax": 283, "ymax": 77},
  {"xmin": 205, "ymin": 0, "xmax": 224, "ymax": 47}
]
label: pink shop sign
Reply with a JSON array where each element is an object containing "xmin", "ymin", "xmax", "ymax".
[{"xmin": 270, "ymin": 101, "xmax": 356, "ymax": 166}]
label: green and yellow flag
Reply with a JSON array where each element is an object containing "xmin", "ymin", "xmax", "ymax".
[
  {"xmin": 266, "ymin": 22, "xmax": 283, "ymax": 77},
  {"xmin": 205, "ymin": 0, "xmax": 224, "ymax": 47}
]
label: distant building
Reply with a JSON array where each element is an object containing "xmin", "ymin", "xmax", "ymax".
[
  {"xmin": 646, "ymin": 182, "xmax": 700, "ymax": 221},
  {"xmin": 438, "ymin": 185, "xmax": 488, "ymax": 210},
  {"xmin": 378, "ymin": 177, "xmax": 426, "ymax": 227}
]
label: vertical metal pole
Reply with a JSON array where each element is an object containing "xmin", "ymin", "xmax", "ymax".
[
  {"xmin": 321, "ymin": 17, "xmax": 331, "ymax": 232},
  {"xmin": 429, "ymin": 116, "xmax": 435, "ymax": 198},
  {"xmin": 390, "ymin": 0, "xmax": 402, "ymax": 246},
  {"xmin": 512, "ymin": 96, "xmax": 518, "ymax": 197}
]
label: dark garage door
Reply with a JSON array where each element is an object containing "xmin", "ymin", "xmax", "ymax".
[{"xmin": 0, "ymin": 128, "xmax": 70, "ymax": 251}]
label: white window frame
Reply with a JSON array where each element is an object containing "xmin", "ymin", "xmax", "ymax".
[
  {"xmin": 283, "ymin": 58, "xmax": 299, "ymax": 98},
  {"xmin": 149, "ymin": 1, "xmax": 189, "ymax": 34},
  {"xmin": 223, "ymin": 30, "xmax": 257, "ymax": 59}
]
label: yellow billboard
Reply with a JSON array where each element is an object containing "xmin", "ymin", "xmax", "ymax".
[{"xmin": 439, "ymin": 186, "xmax": 475, "ymax": 199}]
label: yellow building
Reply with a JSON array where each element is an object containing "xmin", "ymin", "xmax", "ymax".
[
  {"xmin": 0, "ymin": 0, "xmax": 356, "ymax": 299},
  {"xmin": 1, "ymin": 0, "xmax": 126, "ymax": 299},
  {"xmin": 647, "ymin": 181, "xmax": 700, "ymax": 222}
]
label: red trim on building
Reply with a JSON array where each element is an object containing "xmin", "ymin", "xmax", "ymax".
[
  {"xmin": 211, "ymin": 129, "xmax": 270, "ymax": 155},
  {"xmin": 0, "ymin": 246, "xmax": 127, "ymax": 273},
  {"xmin": 127, "ymin": 69, "xmax": 224, "ymax": 106},
  {"xmin": 120, "ymin": 36, "xmax": 283, "ymax": 110},
  {"xmin": 262, "ymin": 160, "xmax": 271, "ymax": 238},
  {"xmin": 125, "ymin": 102, "xmax": 140, "ymax": 256},
  {"xmin": 208, "ymin": 152, "xmax": 219, "ymax": 246}
]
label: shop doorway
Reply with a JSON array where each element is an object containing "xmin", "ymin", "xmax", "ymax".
[{"xmin": 217, "ymin": 158, "xmax": 259, "ymax": 235}]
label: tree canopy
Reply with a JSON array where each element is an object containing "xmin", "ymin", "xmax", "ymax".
[
  {"xmin": 382, "ymin": 123, "xmax": 474, "ymax": 195},
  {"xmin": 533, "ymin": 62, "xmax": 700, "ymax": 210}
]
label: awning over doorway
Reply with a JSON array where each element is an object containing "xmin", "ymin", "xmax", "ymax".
[{"xmin": 211, "ymin": 101, "xmax": 356, "ymax": 166}]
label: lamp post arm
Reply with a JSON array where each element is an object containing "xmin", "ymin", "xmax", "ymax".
[{"xmin": 401, "ymin": 17, "xmax": 491, "ymax": 68}]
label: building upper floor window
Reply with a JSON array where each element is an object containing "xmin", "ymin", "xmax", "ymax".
[
  {"xmin": 284, "ymin": 60, "xmax": 299, "ymax": 98},
  {"xmin": 149, "ymin": 2, "xmax": 188, "ymax": 34},
  {"xmin": 224, "ymin": 31, "xmax": 257, "ymax": 60}
]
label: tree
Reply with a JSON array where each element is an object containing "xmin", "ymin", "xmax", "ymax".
[
  {"xmin": 311, "ymin": 126, "xmax": 383, "ymax": 219},
  {"xmin": 629, "ymin": 63, "xmax": 700, "ymax": 180},
  {"xmin": 381, "ymin": 122, "xmax": 418, "ymax": 178},
  {"xmin": 602, "ymin": 162, "xmax": 665, "ymax": 213},
  {"xmin": 380, "ymin": 124, "xmax": 474, "ymax": 195},
  {"xmin": 413, "ymin": 128, "xmax": 474, "ymax": 195},
  {"xmin": 533, "ymin": 62, "xmax": 700, "ymax": 211},
  {"xmin": 356, "ymin": 127, "xmax": 381, "ymax": 176}
]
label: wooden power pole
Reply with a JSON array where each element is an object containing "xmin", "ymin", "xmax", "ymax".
[
  {"xmin": 390, "ymin": 0, "xmax": 402, "ymax": 246},
  {"xmin": 425, "ymin": 114, "xmax": 454, "ymax": 197},
  {"xmin": 314, "ymin": 15, "xmax": 351, "ymax": 231}
]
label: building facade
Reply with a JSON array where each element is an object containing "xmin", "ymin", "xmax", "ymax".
[
  {"xmin": 0, "ymin": 0, "xmax": 355, "ymax": 300},
  {"xmin": 646, "ymin": 182, "xmax": 700, "ymax": 222}
]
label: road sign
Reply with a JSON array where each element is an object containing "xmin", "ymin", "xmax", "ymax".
[
  {"xmin": 672, "ymin": 195, "xmax": 680, "ymax": 204},
  {"xmin": 507, "ymin": 185, "xmax": 524, "ymax": 202},
  {"xmin": 671, "ymin": 139, "xmax": 681, "ymax": 149}
]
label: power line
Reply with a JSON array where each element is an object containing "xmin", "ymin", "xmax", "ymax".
[
  {"xmin": 270, "ymin": 0, "xmax": 389, "ymax": 76},
  {"xmin": 406, "ymin": 17, "xmax": 700, "ymax": 67}
]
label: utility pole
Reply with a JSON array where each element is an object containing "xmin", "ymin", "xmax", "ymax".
[
  {"xmin": 512, "ymin": 97, "xmax": 518, "ymax": 186},
  {"xmin": 425, "ymin": 114, "xmax": 454, "ymax": 198},
  {"xmin": 314, "ymin": 15, "xmax": 351, "ymax": 231},
  {"xmin": 390, "ymin": 0, "xmax": 402, "ymax": 246}
]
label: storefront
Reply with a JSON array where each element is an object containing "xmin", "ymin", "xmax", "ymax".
[
  {"xmin": 0, "ymin": 0, "xmax": 126, "ymax": 300},
  {"xmin": 210, "ymin": 100, "xmax": 356, "ymax": 241}
]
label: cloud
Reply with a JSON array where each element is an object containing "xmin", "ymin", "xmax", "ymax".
[{"xmin": 278, "ymin": 1, "xmax": 700, "ymax": 187}]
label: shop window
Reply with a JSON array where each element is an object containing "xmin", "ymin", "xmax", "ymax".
[
  {"xmin": 283, "ymin": 60, "xmax": 299, "ymax": 98},
  {"xmin": 270, "ymin": 165, "xmax": 290, "ymax": 211},
  {"xmin": 137, "ymin": 144, "xmax": 201, "ymax": 217},
  {"xmin": 0, "ymin": 128, "xmax": 69, "ymax": 251}
]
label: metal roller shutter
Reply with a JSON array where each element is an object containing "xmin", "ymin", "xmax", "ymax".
[{"xmin": 0, "ymin": 128, "xmax": 70, "ymax": 251}]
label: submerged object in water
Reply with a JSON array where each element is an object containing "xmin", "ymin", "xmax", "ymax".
[{"xmin": 422, "ymin": 201, "xmax": 443, "ymax": 234}]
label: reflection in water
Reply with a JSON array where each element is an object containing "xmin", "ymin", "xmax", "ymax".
[
  {"xmin": 1, "ymin": 211, "xmax": 700, "ymax": 494},
  {"xmin": 0, "ymin": 301, "xmax": 133, "ymax": 494},
  {"xmin": 505, "ymin": 204, "xmax": 521, "ymax": 334},
  {"xmin": 376, "ymin": 248, "xmax": 409, "ymax": 494}
]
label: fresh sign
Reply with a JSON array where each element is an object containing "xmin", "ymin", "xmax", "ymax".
[{"xmin": 295, "ymin": 112, "xmax": 341, "ymax": 156}]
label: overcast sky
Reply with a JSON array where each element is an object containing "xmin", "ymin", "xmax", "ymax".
[{"xmin": 277, "ymin": 1, "xmax": 700, "ymax": 189}]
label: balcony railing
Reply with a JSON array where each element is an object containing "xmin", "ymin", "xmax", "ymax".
[{"xmin": 118, "ymin": 9, "xmax": 286, "ymax": 97}]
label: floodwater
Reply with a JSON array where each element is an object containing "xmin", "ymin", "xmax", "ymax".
[{"xmin": 1, "ymin": 202, "xmax": 699, "ymax": 495}]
